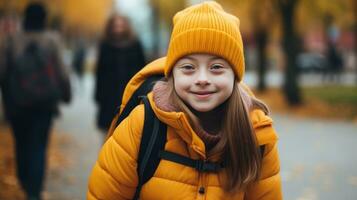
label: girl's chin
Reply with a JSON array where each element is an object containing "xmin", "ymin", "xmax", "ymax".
[
  {"xmin": 190, "ymin": 101, "xmax": 227, "ymax": 114},
  {"xmin": 191, "ymin": 105, "xmax": 216, "ymax": 113}
]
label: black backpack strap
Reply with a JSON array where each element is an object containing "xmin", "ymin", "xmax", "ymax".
[
  {"xmin": 260, "ymin": 145, "xmax": 265, "ymax": 157},
  {"xmin": 133, "ymin": 96, "xmax": 167, "ymax": 200},
  {"xmin": 116, "ymin": 75, "xmax": 163, "ymax": 126},
  {"xmin": 159, "ymin": 151, "xmax": 222, "ymax": 173},
  {"xmin": 158, "ymin": 145, "xmax": 266, "ymax": 173}
]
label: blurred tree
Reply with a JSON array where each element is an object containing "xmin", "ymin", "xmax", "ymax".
[
  {"xmin": 296, "ymin": 0, "xmax": 355, "ymax": 34},
  {"xmin": 276, "ymin": 0, "xmax": 301, "ymax": 105},
  {"xmin": 251, "ymin": 1, "xmax": 276, "ymax": 91},
  {"xmin": 255, "ymin": 24, "xmax": 268, "ymax": 91},
  {"xmin": 149, "ymin": 0, "xmax": 186, "ymax": 58},
  {"xmin": 353, "ymin": 0, "xmax": 357, "ymax": 85}
]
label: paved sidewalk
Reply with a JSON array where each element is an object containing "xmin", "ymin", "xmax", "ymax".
[
  {"xmin": 45, "ymin": 74, "xmax": 102, "ymax": 199},
  {"xmin": 274, "ymin": 114, "xmax": 357, "ymax": 200}
]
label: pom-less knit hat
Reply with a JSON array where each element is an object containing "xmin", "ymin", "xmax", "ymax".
[{"xmin": 165, "ymin": 1, "xmax": 245, "ymax": 81}]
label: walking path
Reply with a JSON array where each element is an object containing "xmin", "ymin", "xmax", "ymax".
[
  {"xmin": 45, "ymin": 74, "xmax": 102, "ymax": 199},
  {"xmin": 275, "ymin": 114, "xmax": 357, "ymax": 200}
]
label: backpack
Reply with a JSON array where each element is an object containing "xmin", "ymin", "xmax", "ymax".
[
  {"xmin": 7, "ymin": 40, "xmax": 61, "ymax": 107},
  {"xmin": 106, "ymin": 57, "xmax": 265, "ymax": 200}
]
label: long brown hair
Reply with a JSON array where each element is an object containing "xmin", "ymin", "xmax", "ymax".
[
  {"xmin": 103, "ymin": 14, "xmax": 136, "ymax": 46},
  {"xmin": 166, "ymin": 76, "xmax": 269, "ymax": 193}
]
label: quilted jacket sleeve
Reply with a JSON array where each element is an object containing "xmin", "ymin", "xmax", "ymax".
[
  {"xmin": 244, "ymin": 127, "xmax": 282, "ymax": 200},
  {"xmin": 87, "ymin": 105, "xmax": 145, "ymax": 200}
]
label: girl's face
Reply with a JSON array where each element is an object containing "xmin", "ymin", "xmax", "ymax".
[
  {"xmin": 112, "ymin": 17, "xmax": 127, "ymax": 35},
  {"xmin": 172, "ymin": 54, "xmax": 235, "ymax": 112}
]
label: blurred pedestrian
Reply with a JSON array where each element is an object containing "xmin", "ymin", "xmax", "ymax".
[
  {"xmin": 0, "ymin": 13, "xmax": 20, "ymax": 80},
  {"xmin": 94, "ymin": 14, "xmax": 146, "ymax": 133},
  {"xmin": 323, "ymin": 15, "xmax": 344, "ymax": 83},
  {"xmin": 88, "ymin": 2, "xmax": 281, "ymax": 199},
  {"xmin": 324, "ymin": 40, "xmax": 344, "ymax": 83},
  {"xmin": 0, "ymin": 3, "xmax": 71, "ymax": 200},
  {"xmin": 71, "ymin": 36, "xmax": 87, "ymax": 93},
  {"xmin": 72, "ymin": 38, "xmax": 87, "ymax": 80}
]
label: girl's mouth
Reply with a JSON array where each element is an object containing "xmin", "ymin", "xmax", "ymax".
[{"xmin": 192, "ymin": 91, "xmax": 215, "ymax": 99}]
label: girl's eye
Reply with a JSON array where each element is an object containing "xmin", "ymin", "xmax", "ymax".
[
  {"xmin": 210, "ymin": 64, "xmax": 224, "ymax": 70},
  {"xmin": 180, "ymin": 64, "xmax": 195, "ymax": 71}
]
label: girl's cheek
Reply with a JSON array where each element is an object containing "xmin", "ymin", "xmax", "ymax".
[
  {"xmin": 174, "ymin": 78, "xmax": 186, "ymax": 92},
  {"xmin": 175, "ymin": 75, "xmax": 193, "ymax": 85},
  {"xmin": 211, "ymin": 76, "xmax": 231, "ymax": 84}
]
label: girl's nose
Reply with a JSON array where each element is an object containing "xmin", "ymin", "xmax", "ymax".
[
  {"xmin": 195, "ymin": 70, "xmax": 211, "ymax": 86},
  {"xmin": 195, "ymin": 79, "xmax": 210, "ymax": 86}
]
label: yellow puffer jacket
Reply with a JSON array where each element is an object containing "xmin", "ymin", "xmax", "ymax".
[{"xmin": 87, "ymin": 58, "xmax": 282, "ymax": 200}]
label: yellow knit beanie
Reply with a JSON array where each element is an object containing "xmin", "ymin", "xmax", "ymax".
[{"xmin": 165, "ymin": 1, "xmax": 245, "ymax": 81}]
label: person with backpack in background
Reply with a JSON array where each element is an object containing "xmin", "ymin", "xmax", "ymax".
[
  {"xmin": 88, "ymin": 2, "xmax": 281, "ymax": 200},
  {"xmin": 94, "ymin": 14, "xmax": 146, "ymax": 135},
  {"xmin": 0, "ymin": 3, "xmax": 71, "ymax": 200}
]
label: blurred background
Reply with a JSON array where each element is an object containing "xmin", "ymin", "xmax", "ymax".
[{"xmin": 0, "ymin": 0, "xmax": 356, "ymax": 199}]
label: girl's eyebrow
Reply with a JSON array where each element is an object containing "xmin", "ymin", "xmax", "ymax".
[
  {"xmin": 183, "ymin": 56, "xmax": 196, "ymax": 61},
  {"xmin": 209, "ymin": 56, "xmax": 224, "ymax": 62},
  {"xmin": 184, "ymin": 55, "xmax": 223, "ymax": 62}
]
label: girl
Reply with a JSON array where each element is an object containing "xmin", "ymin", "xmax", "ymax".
[{"xmin": 88, "ymin": 1, "xmax": 282, "ymax": 199}]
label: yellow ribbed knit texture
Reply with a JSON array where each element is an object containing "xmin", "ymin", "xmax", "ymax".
[{"xmin": 165, "ymin": 1, "xmax": 245, "ymax": 82}]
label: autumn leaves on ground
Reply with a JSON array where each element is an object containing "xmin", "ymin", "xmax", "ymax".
[
  {"xmin": 0, "ymin": 125, "xmax": 72, "ymax": 200},
  {"xmin": 256, "ymin": 86, "xmax": 357, "ymax": 122}
]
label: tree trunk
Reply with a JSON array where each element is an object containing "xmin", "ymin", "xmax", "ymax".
[
  {"xmin": 256, "ymin": 29, "xmax": 268, "ymax": 91},
  {"xmin": 151, "ymin": 5, "xmax": 160, "ymax": 60},
  {"xmin": 354, "ymin": 0, "xmax": 357, "ymax": 84},
  {"xmin": 280, "ymin": 0, "xmax": 301, "ymax": 105}
]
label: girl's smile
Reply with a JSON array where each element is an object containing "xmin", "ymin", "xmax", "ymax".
[{"xmin": 191, "ymin": 90, "xmax": 216, "ymax": 99}]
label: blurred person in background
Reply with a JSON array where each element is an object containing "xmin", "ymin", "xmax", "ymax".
[
  {"xmin": 0, "ymin": 2, "xmax": 71, "ymax": 200},
  {"xmin": 71, "ymin": 36, "xmax": 87, "ymax": 90},
  {"xmin": 0, "ymin": 13, "xmax": 20, "ymax": 82},
  {"xmin": 324, "ymin": 38, "xmax": 344, "ymax": 83},
  {"xmin": 94, "ymin": 14, "xmax": 146, "ymax": 134},
  {"xmin": 323, "ymin": 15, "xmax": 344, "ymax": 83},
  {"xmin": 72, "ymin": 39, "xmax": 87, "ymax": 80}
]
